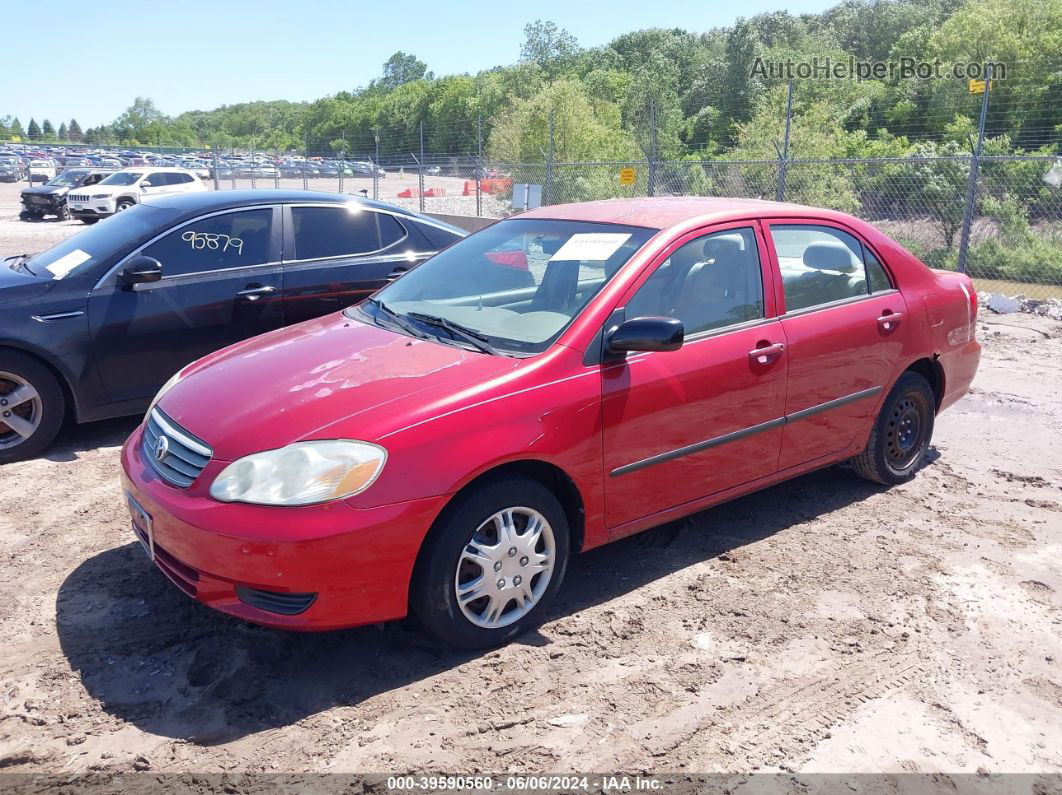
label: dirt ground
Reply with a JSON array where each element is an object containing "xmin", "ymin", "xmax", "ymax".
[{"xmin": 0, "ymin": 179, "xmax": 1060, "ymax": 780}]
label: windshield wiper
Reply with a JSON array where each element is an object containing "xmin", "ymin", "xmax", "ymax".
[
  {"xmin": 6, "ymin": 254, "xmax": 39, "ymax": 277},
  {"xmin": 405, "ymin": 312, "xmax": 499, "ymax": 355},
  {"xmin": 364, "ymin": 297, "xmax": 428, "ymax": 339}
]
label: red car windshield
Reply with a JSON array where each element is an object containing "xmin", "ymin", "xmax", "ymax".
[{"xmin": 359, "ymin": 218, "xmax": 657, "ymax": 355}]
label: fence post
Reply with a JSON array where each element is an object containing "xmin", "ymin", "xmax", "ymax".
[
  {"xmin": 302, "ymin": 135, "xmax": 309, "ymax": 191},
  {"xmin": 249, "ymin": 140, "xmax": 257, "ymax": 189},
  {"xmin": 776, "ymin": 80, "xmax": 794, "ymax": 202},
  {"xmin": 418, "ymin": 121, "xmax": 426, "ymax": 212},
  {"xmin": 647, "ymin": 99, "xmax": 657, "ymax": 197},
  {"xmin": 374, "ymin": 132, "xmax": 380, "ymax": 201},
  {"xmin": 545, "ymin": 109, "xmax": 555, "ymax": 205},
  {"xmin": 476, "ymin": 113, "xmax": 483, "ymax": 217},
  {"xmin": 957, "ymin": 64, "xmax": 993, "ymax": 275},
  {"xmin": 212, "ymin": 144, "xmax": 220, "ymax": 191}
]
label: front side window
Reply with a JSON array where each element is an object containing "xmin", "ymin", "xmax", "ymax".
[
  {"xmin": 100, "ymin": 171, "xmax": 142, "ymax": 186},
  {"xmin": 360, "ymin": 218, "xmax": 657, "ymax": 354},
  {"xmin": 625, "ymin": 227, "xmax": 764, "ymax": 335},
  {"xmin": 141, "ymin": 208, "xmax": 274, "ymax": 277},
  {"xmin": 142, "ymin": 172, "xmax": 169, "ymax": 187},
  {"xmin": 770, "ymin": 224, "xmax": 883, "ymax": 312},
  {"xmin": 291, "ymin": 206, "xmax": 400, "ymax": 260}
]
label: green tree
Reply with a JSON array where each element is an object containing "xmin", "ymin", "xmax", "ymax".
[
  {"xmin": 114, "ymin": 97, "xmax": 165, "ymax": 142},
  {"xmin": 27, "ymin": 118, "xmax": 41, "ymax": 139},
  {"xmin": 377, "ymin": 52, "xmax": 432, "ymax": 91},
  {"xmin": 58, "ymin": 122, "xmax": 68, "ymax": 140},
  {"xmin": 41, "ymin": 119, "xmax": 55, "ymax": 140},
  {"xmin": 68, "ymin": 118, "xmax": 83, "ymax": 141},
  {"xmin": 520, "ymin": 20, "xmax": 580, "ymax": 79},
  {"xmin": 10, "ymin": 118, "xmax": 23, "ymax": 137}
]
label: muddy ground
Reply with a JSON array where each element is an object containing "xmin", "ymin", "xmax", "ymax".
[{"xmin": 0, "ymin": 302, "xmax": 1058, "ymax": 779}]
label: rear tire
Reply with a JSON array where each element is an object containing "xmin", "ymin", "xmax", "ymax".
[
  {"xmin": 850, "ymin": 371, "xmax": 935, "ymax": 485},
  {"xmin": 411, "ymin": 477, "xmax": 570, "ymax": 649},
  {"xmin": 79, "ymin": 217, "xmax": 98, "ymax": 225},
  {"xmin": 0, "ymin": 351, "xmax": 66, "ymax": 464}
]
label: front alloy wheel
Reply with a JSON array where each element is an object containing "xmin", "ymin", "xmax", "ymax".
[{"xmin": 0, "ymin": 352, "xmax": 65, "ymax": 464}]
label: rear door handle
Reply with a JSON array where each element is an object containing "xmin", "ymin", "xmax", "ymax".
[
  {"xmin": 236, "ymin": 285, "xmax": 277, "ymax": 301},
  {"xmin": 749, "ymin": 342, "xmax": 785, "ymax": 364},
  {"xmin": 877, "ymin": 311, "xmax": 903, "ymax": 332}
]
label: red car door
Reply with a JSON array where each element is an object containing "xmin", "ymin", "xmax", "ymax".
[
  {"xmin": 765, "ymin": 220, "xmax": 908, "ymax": 471},
  {"xmin": 601, "ymin": 223, "xmax": 788, "ymax": 532}
]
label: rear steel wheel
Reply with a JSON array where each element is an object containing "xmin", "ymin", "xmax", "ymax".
[{"xmin": 850, "ymin": 371, "xmax": 935, "ymax": 485}]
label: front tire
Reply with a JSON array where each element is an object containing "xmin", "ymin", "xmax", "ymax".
[
  {"xmin": 0, "ymin": 352, "xmax": 66, "ymax": 464},
  {"xmin": 411, "ymin": 477, "xmax": 570, "ymax": 649},
  {"xmin": 850, "ymin": 371, "xmax": 935, "ymax": 485},
  {"xmin": 79, "ymin": 217, "xmax": 99, "ymax": 225},
  {"xmin": 115, "ymin": 198, "xmax": 135, "ymax": 212}
]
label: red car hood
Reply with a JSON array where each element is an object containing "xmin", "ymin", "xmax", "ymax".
[{"xmin": 158, "ymin": 313, "xmax": 522, "ymax": 461}]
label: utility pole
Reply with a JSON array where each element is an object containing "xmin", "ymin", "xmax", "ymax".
[
  {"xmin": 647, "ymin": 99, "xmax": 658, "ymax": 197},
  {"xmin": 957, "ymin": 64, "xmax": 993, "ymax": 274},
  {"xmin": 476, "ymin": 113, "xmax": 483, "ymax": 217},
  {"xmin": 776, "ymin": 80, "xmax": 794, "ymax": 202}
]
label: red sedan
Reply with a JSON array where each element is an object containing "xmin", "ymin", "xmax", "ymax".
[{"xmin": 120, "ymin": 198, "xmax": 980, "ymax": 648}]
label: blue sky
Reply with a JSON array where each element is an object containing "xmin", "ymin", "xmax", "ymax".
[{"xmin": 4, "ymin": 0, "xmax": 834, "ymax": 127}]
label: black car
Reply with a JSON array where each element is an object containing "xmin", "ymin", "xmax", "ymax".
[
  {"xmin": 20, "ymin": 168, "xmax": 115, "ymax": 221},
  {"xmin": 0, "ymin": 190, "xmax": 466, "ymax": 462}
]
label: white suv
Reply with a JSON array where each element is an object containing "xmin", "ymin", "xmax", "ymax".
[{"xmin": 67, "ymin": 167, "xmax": 207, "ymax": 224}]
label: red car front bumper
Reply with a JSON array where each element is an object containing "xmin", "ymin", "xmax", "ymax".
[{"xmin": 120, "ymin": 427, "xmax": 449, "ymax": 631}]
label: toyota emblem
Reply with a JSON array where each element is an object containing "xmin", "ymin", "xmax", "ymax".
[{"xmin": 155, "ymin": 435, "xmax": 170, "ymax": 462}]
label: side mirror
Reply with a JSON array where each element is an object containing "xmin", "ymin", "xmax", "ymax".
[
  {"xmin": 120, "ymin": 255, "xmax": 162, "ymax": 286},
  {"xmin": 605, "ymin": 316, "xmax": 684, "ymax": 355},
  {"xmin": 140, "ymin": 184, "xmax": 149, "ymax": 191}
]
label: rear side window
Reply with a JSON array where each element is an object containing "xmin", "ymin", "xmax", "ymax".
[
  {"xmin": 291, "ymin": 206, "xmax": 397, "ymax": 259},
  {"xmin": 770, "ymin": 225, "xmax": 885, "ymax": 312},
  {"xmin": 378, "ymin": 213, "xmax": 406, "ymax": 247},
  {"xmin": 141, "ymin": 208, "xmax": 274, "ymax": 277},
  {"xmin": 863, "ymin": 246, "xmax": 893, "ymax": 293},
  {"xmin": 415, "ymin": 222, "xmax": 462, "ymax": 250}
]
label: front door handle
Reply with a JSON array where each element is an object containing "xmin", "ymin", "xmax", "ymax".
[
  {"xmin": 237, "ymin": 284, "xmax": 277, "ymax": 301},
  {"xmin": 749, "ymin": 342, "xmax": 785, "ymax": 364},
  {"xmin": 877, "ymin": 311, "xmax": 903, "ymax": 332},
  {"xmin": 386, "ymin": 266, "xmax": 410, "ymax": 281}
]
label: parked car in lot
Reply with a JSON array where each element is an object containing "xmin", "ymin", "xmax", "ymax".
[
  {"xmin": 67, "ymin": 167, "xmax": 206, "ymax": 223},
  {"xmin": 27, "ymin": 159, "xmax": 56, "ymax": 183},
  {"xmin": 19, "ymin": 168, "xmax": 115, "ymax": 221},
  {"xmin": 116, "ymin": 197, "xmax": 980, "ymax": 647},
  {"xmin": 351, "ymin": 161, "xmax": 386, "ymax": 178},
  {"xmin": 0, "ymin": 190, "xmax": 465, "ymax": 463},
  {"xmin": 0, "ymin": 157, "xmax": 25, "ymax": 182}
]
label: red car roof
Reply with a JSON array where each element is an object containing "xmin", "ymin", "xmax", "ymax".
[{"xmin": 518, "ymin": 197, "xmax": 852, "ymax": 230}]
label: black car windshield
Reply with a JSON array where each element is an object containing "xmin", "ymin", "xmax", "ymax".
[
  {"xmin": 25, "ymin": 204, "xmax": 176, "ymax": 280},
  {"xmin": 350, "ymin": 218, "xmax": 657, "ymax": 355},
  {"xmin": 47, "ymin": 171, "xmax": 85, "ymax": 186},
  {"xmin": 99, "ymin": 171, "xmax": 141, "ymax": 186}
]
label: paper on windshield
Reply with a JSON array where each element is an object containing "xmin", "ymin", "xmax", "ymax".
[
  {"xmin": 549, "ymin": 233, "xmax": 631, "ymax": 262},
  {"xmin": 44, "ymin": 249, "xmax": 91, "ymax": 279}
]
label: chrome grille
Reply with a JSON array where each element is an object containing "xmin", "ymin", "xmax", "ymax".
[
  {"xmin": 69, "ymin": 193, "xmax": 90, "ymax": 202},
  {"xmin": 141, "ymin": 408, "xmax": 212, "ymax": 488}
]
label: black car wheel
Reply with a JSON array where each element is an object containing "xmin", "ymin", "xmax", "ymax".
[
  {"xmin": 115, "ymin": 198, "xmax": 136, "ymax": 212},
  {"xmin": 79, "ymin": 217, "xmax": 99, "ymax": 225},
  {"xmin": 411, "ymin": 476, "xmax": 570, "ymax": 649},
  {"xmin": 0, "ymin": 351, "xmax": 65, "ymax": 464},
  {"xmin": 850, "ymin": 371, "xmax": 935, "ymax": 485},
  {"xmin": 55, "ymin": 205, "xmax": 70, "ymax": 221}
]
